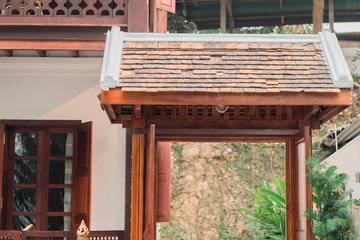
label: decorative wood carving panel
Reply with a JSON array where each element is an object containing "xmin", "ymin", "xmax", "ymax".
[{"xmin": 0, "ymin": 0, "xmax": 126, "ymax": 25}]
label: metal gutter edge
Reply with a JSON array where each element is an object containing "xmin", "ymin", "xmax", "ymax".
[
  {"xmin": 319, "ymin": 29, "xmax": 353, "ymax": 88},
  {"xmin": 100, "ymin": 26, "xmax": 124, "ymax": 90}
]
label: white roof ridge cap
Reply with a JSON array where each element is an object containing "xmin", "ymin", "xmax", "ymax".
[
  {"xmin": 121, "ymin": 32, "xmax": 320, "ymax": 43},
  {"xmin": 100, "ymin": 26, "xmax": 124, "ymax": 90},
  {"xmin": 319, "ymin": 29, "xmax": 353, "ymax": 88}
]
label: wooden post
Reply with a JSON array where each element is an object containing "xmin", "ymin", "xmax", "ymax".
[
  {"xmin": 77, "ymin": 220, "xmax": 90, "ymax": 240},
  {"xmin": 329, "ymin": 0, "xmax": 334, "ymax": 32},
  {"xmin": 313, "ymin": 0, "xmax": 324, "ymax": 33},
  {"xmin": 220, "ymin": 0, "xmax": 226, "ymax": 33},
  {"xmin": 128, "ymin": 0, "xmax": 149, "ymax": 32}
]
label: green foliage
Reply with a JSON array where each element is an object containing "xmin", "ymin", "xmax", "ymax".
[
  {"xmin": 305, "ymin": 158, "xmax": 357, "ymax": 240},
  {"xmin": 238, "ymin": 178, "xmax": 286, "ymax": 240},
  {"xmin": 159, "ymin": 219, "xmax": 187, "ymax": 240},
  {"xmin": 167, "ymin": 13, "xmax": 197, "ymax": 33}
]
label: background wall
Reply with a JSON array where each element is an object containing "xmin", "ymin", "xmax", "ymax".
[
  {"xmin": 324, "ymin": 135, "xmax": 360, "ymax": 199},
  {"xmin": 0, "ymin": 57, "xmax": 126, "ymax": 230}
]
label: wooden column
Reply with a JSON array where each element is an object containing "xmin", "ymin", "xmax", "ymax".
[
  {"xmin": 130, "ymin": 134, "xmax": 145, "ymax": 240},
  {"xmin": 128, "ymin": 0, "xmax": 149, "ymax": 32},
  {"xmin": 124, "ymin": 129, "xmax": 132, "ymax": 240},
  {"xmin": 329, "ymin": 0, "xmax": 334, "ymax": 32},
  {"xmin": 220, "ymin": 0, "xmax": 226, "ymax": 33},
  {"xmin": 313, "ymin": 0, "xmax": 324, "ymax": 33},
  {"xmin": 292, "ymin": 127, "xmax": 312, "ymax": 240}
]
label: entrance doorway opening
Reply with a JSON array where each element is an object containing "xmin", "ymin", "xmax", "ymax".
[{"xmin": 158, "ymin": 141, "xmax": 286, "ymax": 240}]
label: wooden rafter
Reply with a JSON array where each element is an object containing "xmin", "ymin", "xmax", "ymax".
[
  {"xmin": 71, "ymin": 50, "xmax": 79, "ymax": 57},
  {"xmin": 318, "ymin": 106, "xmax": 348, "ymax": 123},
  {"xmin": 36, "ymin": 50, "xmax": 46, "ymax": 57},
  {"xmin": 101, "ymin": 90, "xmax": 352, "ymax": 106},
  {"xmin": 2, "ymin": 50, "xmax": 12, "ymax": 56}
]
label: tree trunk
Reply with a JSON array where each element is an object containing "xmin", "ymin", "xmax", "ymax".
[{"xmin": 313, "ymin": 0, "xmax": 324, "ymax": 34}]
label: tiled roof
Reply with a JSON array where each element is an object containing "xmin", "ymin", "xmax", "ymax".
[
  {"xmin": 118, "ymin": 41, "xmax": 339, "ymax": 93},
  {"xmin": 100, "ymin": 28, "xmax": 353, "ymax": 93}
]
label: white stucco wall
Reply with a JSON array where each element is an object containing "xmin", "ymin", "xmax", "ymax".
[
  {"xmin": 324, "ymin": 135, "xmax": 360, "ymax": 199},
  {"xmin": 341, "ymin": 47, "xmax": 360, "ymax": 76},
  {"xmin": 0, "ymin": 57, "xmax": 126, "ymax": 230}
]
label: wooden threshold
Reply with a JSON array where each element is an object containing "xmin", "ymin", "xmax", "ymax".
[{"xmin": 101, "ymin": 90, "xmax": 352, "ymax": 106}]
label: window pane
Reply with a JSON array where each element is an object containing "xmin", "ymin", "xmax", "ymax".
[
  {"xmin": 12, "ymin": 216, "xmax": 35, "ymax": 230},
  {"xmin": 48, "ymin": 188, "xmax": 72, "ymax": 212},
  {"xmin": 48, "ymin": 216, "xmax": 71, "ymax": 231},
  {"xmin": 50, "ymin": 133, "xmax": 73, "ymax": 156},
  {"xmin": 13, "ymin": 188, "xmax": 36, "ymax": 212},
  {"xmin": 14, "ymin": 132, "xmax": 37, "ymax": 156},
  {"xmin": 49, "ymin": 160, "xmax": 72, "ymax": 184},
  {"xmin": 14, "ymin": 160, "xmax": 37, "ymax": 184}
]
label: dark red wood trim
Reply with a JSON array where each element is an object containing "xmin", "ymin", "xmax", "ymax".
[
  {"xmin": 101, "ymin": 90, "xmax": 352, "ymax": 106},
  {"xmin": 0, "ymin": 40, "xmax": 105, "ymax": 51},
  {"xmin": 0, "ymin": 120, "xmax": 81, "ymax": 127},
  {"xmin": 124, "ymin": 129, "xmax": 132, "ymax": 240}
]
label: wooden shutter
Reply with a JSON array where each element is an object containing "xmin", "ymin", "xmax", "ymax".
[
  {"xmin": 72, "ymin": 122, "xmax": 93, "ymax": 230},
  {"xmin": 293, "ymin": 127, "xmax": 311, "ymax": 240},
  {"xmin": 156, "ymin": 142, "xmax": 170, "ymax": 222},
  {"xmin": 0, "ymin": 124, "xmax": 5, "ymax": 225},
  {"xmin": 155, "ymin": 0, "xmax": 175, "ymax": 13},
  {"xmin": 143, "ymin": 125, "xmax": 156, "ymax": 240}
]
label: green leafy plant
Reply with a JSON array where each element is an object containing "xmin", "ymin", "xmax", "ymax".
[
  {"xmin": 353, "ymin": 198, "xmax": 360, "ymax": 206},
  {"xmin": 238, "ymin": 178, "xmax": 286, "ymax": 240},
  {"xmin": 159, "ymin": 219, "xmax": 187, "ymax": 240},
  {"xmin": 305, "ymin": 158, "xmax": 357, "ymax": 240}
]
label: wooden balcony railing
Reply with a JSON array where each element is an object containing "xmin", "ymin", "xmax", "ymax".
[
  {"xmin": 0, "ymin": 0, "xmax": 127, "ymax": 27},
  {"xmin": 0, "ymin": 231, "xmax": 124, "ymax": 240}
]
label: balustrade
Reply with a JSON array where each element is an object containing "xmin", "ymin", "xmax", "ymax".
[{"xmin": 0, "ymin": 0, "xmax": 127, "ymax": 26}]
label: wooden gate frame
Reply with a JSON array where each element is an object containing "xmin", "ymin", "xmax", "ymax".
[{"xmin": 124, "ymin": 126, "xmax": 313, "ymax": 240}]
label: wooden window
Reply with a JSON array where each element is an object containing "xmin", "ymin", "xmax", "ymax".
[{"xmin": 0, "ymin": 121, "xmax": 92, "ymax": 231}]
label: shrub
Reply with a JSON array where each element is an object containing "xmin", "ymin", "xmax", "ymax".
[{"xmin": 238, "ymin": 178, "xmax": 286, "ymax": 240}]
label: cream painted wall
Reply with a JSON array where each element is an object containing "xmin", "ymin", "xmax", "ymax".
[
  {"xmin": 0, "ymin": 57, "xmax": 126, "ymax": 230},
  {"xmin": 324, "ymin": 136, "xmax": 360, "ymax": 199}
]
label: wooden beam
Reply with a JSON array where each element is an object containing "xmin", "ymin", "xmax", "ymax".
[
  {"xmin": 36, "ymin": 50, "xmax": 46, "ymax": 57},
  {"xmin": 318, "ymin": 106, "xmax": 348, "ymax": 123},
  {"xmin": 145, "ymin": 118, "xmax": 297, "ymax": 129},
  {"xmin": 2, "ymin": 50, "xmax": 12, "ymax": 56},
  {"xmin": 313, "ymin": 0, "xmax": 325, "ymax": 33},
  {"xmin": 155, "ymin": 128, "xmax": 300, "ymax": 138},
  {"xmin": 220, "ymin": 0, "xmax": 226, "ymax": 33},
  {"xmin": 71, "ymin": 50, "xmax": 79, "ymax": 57},
  {"xmin": 101, "ymin": 90, "xmax": 352, "ymax": 106},
  {"xmin": 0, "ymin": 40, "xmax": 105, "ymax": 51}
]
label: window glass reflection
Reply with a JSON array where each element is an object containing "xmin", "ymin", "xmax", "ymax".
[
  {"xmin": 50, "ymin": 133, "xmax": 73, "ymax": 156},
  {"xmin": 13, "ymin": 188, "xmax": 36, "ymax": 212},
  {"xmin": 14, "ymin": 160, "xmax": 37, "ymax": 184},
  {"xmin": 14, "ymin": 132, "xmax": 37, "ymax": 156}
]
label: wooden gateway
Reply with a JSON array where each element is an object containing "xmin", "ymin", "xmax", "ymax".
[{"xmin": 99, "ymin": 27, "xmax": 353, "ymax": 240}]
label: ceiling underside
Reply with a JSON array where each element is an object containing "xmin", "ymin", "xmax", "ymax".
[{"xmin": 176, "ymin": 0, "xmax": 360, "ymax": 29}]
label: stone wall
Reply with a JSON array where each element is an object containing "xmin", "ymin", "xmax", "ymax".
[{"xmin": 159, "ymin": 142, "xmax": 285, "ymax": 240}]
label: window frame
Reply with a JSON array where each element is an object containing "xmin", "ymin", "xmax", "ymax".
[{"xmin": 0, "ymin": 120, "xmax": 92, "ymax": 231}]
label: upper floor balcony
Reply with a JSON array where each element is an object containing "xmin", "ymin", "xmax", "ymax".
[{"xmin": 0, "ymin": 0, "xmax": 127, "ymax": 27}]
